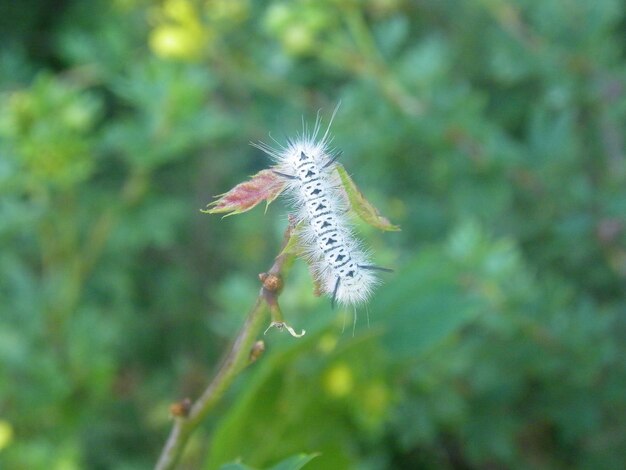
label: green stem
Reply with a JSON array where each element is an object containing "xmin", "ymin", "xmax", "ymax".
[
  {"xmin": 341, "ymin": 7, "xmax": 425, "ymax": 116},
  {"xmin": 154, "ymin": 222, "xmax": 296, "ymax": 470},
  {"xmin": 155, "ymin": 297, "xmax": 269, "ymax": 470},
  {"xmin": 79, "ymin": 169, "xmax": 148, "ymax": 278}
]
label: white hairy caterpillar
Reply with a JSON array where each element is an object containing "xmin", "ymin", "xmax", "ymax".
[{"xmin": 254, "ymin": 108, "xmax": 391, "ymax": 307}]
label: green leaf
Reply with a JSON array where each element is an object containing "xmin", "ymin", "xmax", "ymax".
[
  {"xmin": 219, "ymin": 462, "xmax": 256, "ymax": 470},
  {"xmin": 334, "ymin": 164, "xmax": 400, "ymax": 231},
  {"xmin": 203, "ymin": 331, "xmax": 349, "ymax": 470},
  {"xmin": 267, "ymin": 453, "xmax": 319, "ymax": 470},
  {"xmin": 277, "ymin": 220, "xmax": 305, "ymax": 258},
  {"xmin": 218, "ymin": 453, "xmax": 318, "ymax": 470},
  {"xmin": 371, "ymin": 246, "xmax": 483, "ymax": 359}
]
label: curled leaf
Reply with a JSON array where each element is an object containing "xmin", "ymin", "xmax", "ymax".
[
  {"xmin": 264, "ymin": 321, "xmax": 306, "ymax": 338},
  {"xmin": 201, "ymin": 169, "xmax": 286, "ymax": 216},
  {"xmin": 335, "ymin": 164, "xmax": 401, "ymax": 231}
]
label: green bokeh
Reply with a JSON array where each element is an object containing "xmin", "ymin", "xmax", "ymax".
[{"xmin": 1, "ymin": 0, "xmax": 625, "ymax": 468}]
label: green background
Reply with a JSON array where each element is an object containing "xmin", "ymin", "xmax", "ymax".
[{"xmin": 1, "ymin": 0, "xmax": 626, "ymax": 468}]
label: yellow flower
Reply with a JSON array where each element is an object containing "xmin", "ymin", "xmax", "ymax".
[
  {"xmin": 149, "ymin": 24, "xmax": 207, "ymax": 60},
  {"xmin": 324, "ymin": 363, "xmax": 354, "ymax": 398},
  {"xmin": 0, "ymin": 420, "xmax": 14, "ymax": 451},
  {"xmin": 163, "ymin": 0, "xmax": 197, "ymax": 24},
  {"xmin": 282, "ymin": 24, "xmax": 315, "ymax": 56}
]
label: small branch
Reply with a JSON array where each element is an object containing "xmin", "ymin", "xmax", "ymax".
[
  {"xmin": 155, "ymin": 221, "xmax": 296, "ymax": 470},
  {"xmin": 80, "ymin": 170, "xmax": 148, "ymax": 278},
  {"xmin": 341, "ymin": 7, "xmax": 425, "ymax": 117}
]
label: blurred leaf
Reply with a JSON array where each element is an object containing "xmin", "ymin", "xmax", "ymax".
[
  {"xmin": 219, "ymin": 462, "xmax": 256, "ymax": 470},
  {"xmin": 267, "ymin": 453, "xmax": 319, "ymax": 470},
  {"xmin": 372, "ymin": 246, "xmax": 483, "ymax": 359},
  {"xmin": 218, "ymin": 453, "xmax": 318, "ymax": 470},
  {"xmin": 374, "ymin": 15, "xmax": 409, "ymax": 58},
  {"xmin": 0, "ymin": 73, "xmax": 100, "ymax": 189},
  {"xmin": 203, "ymin": 330, "xmax": 355, "ymax": 469}
]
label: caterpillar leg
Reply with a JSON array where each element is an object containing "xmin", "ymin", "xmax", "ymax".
[
  {"xmin": 272, "ymin": 170, "xmax": 298, "ymax": 180},
  {"xmin": 322, "ymin": 150, "xmax": 343, "ymax": 169},
  {"xmin": 331, "ymin": 275, "xmax": 341, "ymax": 310},
  {"xmin": 358, "ymin": 265, "xmax": 394, "ymax": 273}
]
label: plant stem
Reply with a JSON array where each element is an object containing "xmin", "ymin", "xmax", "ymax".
[
  {"xmin": 155, "ymin": 223, "xmax": 295, "ymax": 470},
  {"xmin": 155, "ymin": 297, "xmax": 268, "ymax": 470},
  {"xmin": 342, "ymin": 7, "xmax": 425, "ymax": 117}
]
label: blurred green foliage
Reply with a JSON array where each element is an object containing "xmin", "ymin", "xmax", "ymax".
[{"xmin": 1, "ymin": 0, "xmax": 625, "ymax": 468}]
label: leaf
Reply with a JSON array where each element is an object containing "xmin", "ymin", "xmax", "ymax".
[
  {"xmin": 217, "ymin": 453, "xmax": 319, "ymax": 470},
  {"xmin": 218, "ymin": 463, "xmax": 256, "ymax": 470},
  {"xmin": 202, "ymin": 170, "xmax": 286, "ymax": 217},
  {"xmin": 334, "ymin": 164, "xmax": 400, "ymax": 231},
  {"xmin": 371, "ymin": 247, "xmax": 482, "ymax": 359},
  {"xmin": 267, "ymin": 453, "xmax": 319, "ymax": 470},
  {"xmin": 203, "ymin": 332, "xmax": 341, "ymax": 470},
  {"xmin": 277, "ymin": 220, "xmax": 305, "ymax": 258}
]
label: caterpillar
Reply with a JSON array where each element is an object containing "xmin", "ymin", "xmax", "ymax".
[{"xmin": 254, "ymin": 108, "xmax": 391, "ymax": 308}]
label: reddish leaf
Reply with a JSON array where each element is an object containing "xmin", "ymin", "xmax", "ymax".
[{"xmin": 202, "ymin": 170, "xmax": 286, "ymax": 216}]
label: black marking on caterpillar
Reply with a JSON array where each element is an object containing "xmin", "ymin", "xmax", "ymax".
[
  {"xmin": 273, "ymin": 170, "xmax": 298, "ymax": 180},
  {"xmin": 358, "ymin": 265, "xmax": 394, "ymax": 273},
  {"xmin": 331, "ymin": 276, "xmax": 341, "ymax": 310}
]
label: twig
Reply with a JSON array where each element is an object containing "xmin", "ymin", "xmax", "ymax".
[
  {"xmin": 154, "ymin": 221, "xmax": 296, "ymax": 470},
  {"xmin": 341, "ymin": 7, "xmax": 425, "ymax": 117}
]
